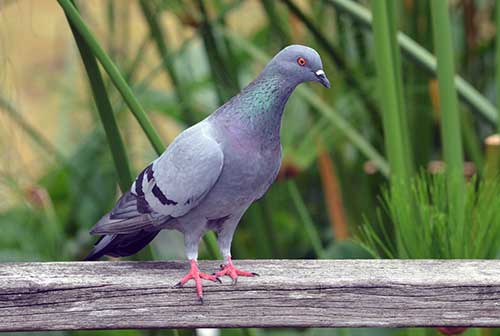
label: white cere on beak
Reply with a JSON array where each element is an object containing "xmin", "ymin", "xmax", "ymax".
[{"xmin": 315, "ymin": 69, "xmax": 325, "ymax": 76}]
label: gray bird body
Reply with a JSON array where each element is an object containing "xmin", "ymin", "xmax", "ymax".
[{"xmin": 86, "ymin": 45, "xmax": 329, "ymax": 264}]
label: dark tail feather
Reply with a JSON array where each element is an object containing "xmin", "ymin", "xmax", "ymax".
[
  {"xmin": 84, "ymin": 235, "xmax": 107, "ymax": 261},
  {"xmin": 84, "ymin": 230, "xmax": 161, "ymax": 261}
]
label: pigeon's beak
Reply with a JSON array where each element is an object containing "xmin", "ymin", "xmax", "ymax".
[{"xmin": 315, "ymin": 69, "xmax": 330, "ymax": 88}]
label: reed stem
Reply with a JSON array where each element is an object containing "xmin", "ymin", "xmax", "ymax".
[
  {"xmin": 371, "ymin": 0, "xmax": 413, "ymax": 183},
  {"xmin": 327, "ymin": 0, "xmax": 498, "ymax": 124},
  {"xmin": 430, "ymin": 0, "xmax": 466, "ymax": 235},
  {"xmin": 66, "ymin": 3, "xmax": 132, "ymax": 192},
  {"xmin": 58, "ymin": 0, "xmax": 164, "ymax": 155}
]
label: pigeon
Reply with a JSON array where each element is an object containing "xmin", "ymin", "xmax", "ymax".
[{"xmin": 85, "ymin": 45, "xmax": 330, "ymax": 302}]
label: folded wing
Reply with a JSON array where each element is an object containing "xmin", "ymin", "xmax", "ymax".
[{"xmin": 90, "ymin": 123, "xmax": 224, "ymax": 235}]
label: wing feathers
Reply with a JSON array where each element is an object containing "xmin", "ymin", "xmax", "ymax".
[
  {"xmin": 91, "ymin": 210, "xmax": 170, "ymax": 235},
  {"xmin": 91, "ymin": 191, "xmax": 167, "ymax": 235},
  {"xmin": 89, "ymin": 122, "xmax": 223, "ymax": 236},
  {"xmin": 151, "ymin": 184, "xmax": 177, "ymax": 205}
]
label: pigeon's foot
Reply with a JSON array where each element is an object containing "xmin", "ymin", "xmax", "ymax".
[
  {"xmin": 213, "ymin": 256, "xmax": 259, "ymax": 284},
  {"xmin": 174, "ymin": 259, "xmax": 221, "ymax": 303}
]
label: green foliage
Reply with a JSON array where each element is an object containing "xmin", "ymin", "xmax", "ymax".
[{"xmin": 361, "ymin": 173, "xmax": 500, "ymax": 259}]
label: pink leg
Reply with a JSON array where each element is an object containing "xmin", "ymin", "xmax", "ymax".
[
  {"xmin": 174, "ymin": 259, "xmax": 221, "ymax": 303},
  {"xmin": 213, "ymin": 256, "xmax": 258, "ymax": 284}
]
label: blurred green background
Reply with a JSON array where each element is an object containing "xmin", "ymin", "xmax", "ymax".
[{"xmin": 2, "ymin": 0, "xmax": 500, "ymax": 335}]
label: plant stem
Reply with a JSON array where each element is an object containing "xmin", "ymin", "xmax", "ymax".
[
  {"xmin": 327, "ymin": 0, "xmax": 498, "ymax": 124},
  {"xmin": 430, "ymin": 0, "xmax": 466, "ymax": 235},
  {"xmin": 371, "ymin": 0, "xmax": 413, "ymax": 183},
  {"xmin": 67, "ymin": 12, "xmax": 133, "ymax": 192},
  {"xmin": 58, "ymin": 0, "xmax": 164, "ymax": 155}
]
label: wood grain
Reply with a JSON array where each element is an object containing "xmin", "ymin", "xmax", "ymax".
[{"xmin": 1, "ymin": 260, "xmax": 499, "ymax": 331}]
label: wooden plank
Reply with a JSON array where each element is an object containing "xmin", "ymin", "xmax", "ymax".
[{"xmin": 1, "ymin": 260, "xmax": 499, "ymax": 331}]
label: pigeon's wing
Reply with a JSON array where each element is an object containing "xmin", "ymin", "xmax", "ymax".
[
  {"xmin": 91, "ymin": 123, "xmax": 224, "ymax": 235},
  {"xmin": 145, "ymin": 123, "xmax": 224, "ymax": 217}
]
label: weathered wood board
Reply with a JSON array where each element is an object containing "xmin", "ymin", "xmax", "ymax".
[{"xmin": 1, "ymin": 260, "xmax": 499, "ymax": 331}]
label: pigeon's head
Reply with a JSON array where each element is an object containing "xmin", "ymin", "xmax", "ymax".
[{"xmin": 269, "ymin": 45, "xmax": 330, "ymax": 88}]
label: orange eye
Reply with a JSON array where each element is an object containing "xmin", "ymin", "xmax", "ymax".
[{"xmin": 297, "ymin": 57, "xmax": 307, "ymax": 66}]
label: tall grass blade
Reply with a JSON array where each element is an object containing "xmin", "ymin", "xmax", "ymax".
[
  {"xmin": 371, "ymin": 0, "xmax": 413, "ymax": 183},
  {"xmin": 67, "ymin": 12, "xmax": 133, "ymax": 192},
  {"xmin": 327, "ymin": 0, "xmax": 498, "ymax": 124},
  {"xmin": 430, "ymin": 0, "xmax": 466, "ymax": 240},
  {"xmin": 58, "ymin": 0, "xmax": 164, "ymax": 154}
]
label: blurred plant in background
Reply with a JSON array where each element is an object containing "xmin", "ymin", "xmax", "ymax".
[{"xmin": 1, "ymin": 0, "xmax": 500, "ymax": 336}]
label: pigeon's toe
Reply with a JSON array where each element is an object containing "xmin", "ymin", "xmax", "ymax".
[
  {"xmin": 213, "ymin": 257, "xmax": 258, "ymax": 285},
  {"xmin": 174, "ymin": 260, "xmax": 220, "ymax": 303}
]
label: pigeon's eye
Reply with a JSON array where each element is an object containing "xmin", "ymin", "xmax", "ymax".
[{"xmin": 297, "ymin": 57, "xmax": 307, "ymax": 66}]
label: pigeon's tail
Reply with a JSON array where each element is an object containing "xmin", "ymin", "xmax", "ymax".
[
  {"xmin": 84, "ymin": 191, "xmax": 171, "ymax": 261},
  {"xmin": 84, "ymin": 230, "xmax": 161, "ymax": 261}
]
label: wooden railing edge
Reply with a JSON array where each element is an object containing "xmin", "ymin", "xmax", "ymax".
[{"xmin": 1, "ymin": 259, "xmax": 499, "ymax": 331}]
